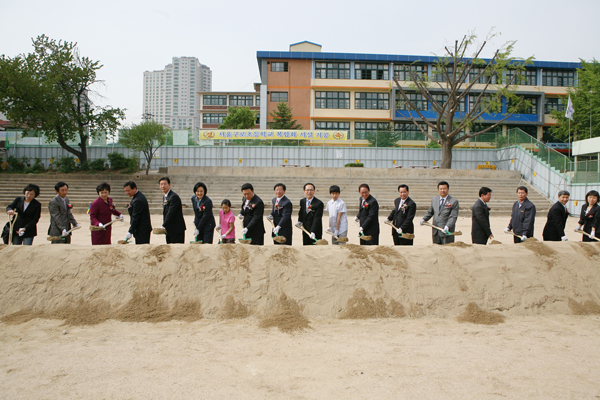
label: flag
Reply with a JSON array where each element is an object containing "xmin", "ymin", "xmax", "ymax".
[{"xmin": 565, "ymin": 95, "xmax": 574, "ymax": 120}]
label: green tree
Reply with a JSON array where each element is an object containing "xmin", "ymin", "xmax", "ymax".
[
  {"xmin": 394, "ymin": 31, "xmax": 533, "ymax": 169},
  {"xmin": 550, "ymin": 59, "xmax": 600, "ymax": 142},
  {"xmin": 219, "ymin": 106, "xmax": 257, "ymax": 129},
  {"xmin": 267, "ymin": 101, "xmax": 304, "ymax": 146},
  {"xmin": 0, "ymin": 35, "xmax": 125, "ymax": 162},
  {"xmin": 119, "ymin": 121, "xmax": 169, "ymax": 175},
  {"xmin": 365, "ymin": 123, "xmax": 403, "ymax": 147}
]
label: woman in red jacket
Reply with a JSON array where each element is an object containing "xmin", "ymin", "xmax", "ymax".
[{"xmin": 89, "ymin": 182, "xmax": 124, "ymax": 245}]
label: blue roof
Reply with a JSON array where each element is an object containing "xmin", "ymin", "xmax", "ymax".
[{"xmin": 257, "ymin": 50, "xmax": 581, "ymax": 70}]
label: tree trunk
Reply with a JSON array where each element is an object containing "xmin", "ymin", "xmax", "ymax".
[
  {"xmin": 145, "ymin": 154, "xmax": 152, "ymax": 175},
  {"xmin": 78, "ymin": 135, "xmax": 88, "ymax": 163},
  {"xmin": 440, "ymin": 140, "xmax": 453, "ymax": 169},
  {"xmin": 55, "ymin": 128, "xmax": 84, "ymax": 162}
]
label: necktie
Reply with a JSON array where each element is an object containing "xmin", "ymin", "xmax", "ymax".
[
  {"xmin": 63, "ymin": 198, "xmax": 67, "ymax": 210},
  {"xmin": 306, "ymin": 200, "xmax": 311, "ymax": 212},
  {"xmin": 399, "ymin": 200, "xmax": 404, "ymax": 210},
  {"xmin": 439, "ymin": 198, "xmax": 444, "ymax": 211}
]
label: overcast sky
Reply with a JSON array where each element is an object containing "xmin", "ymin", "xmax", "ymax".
[{"xmin": 2, "ymin": 0, "xmax": 599, "ymax": 125}]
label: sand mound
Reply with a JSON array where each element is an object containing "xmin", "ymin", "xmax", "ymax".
[
  {"xmin": 444, "ymin": 241, "xmax": 471, "ymax": 248},
  {"xmin": 1, "ymin": 242, "xmax": 600, "ymax": 323},
  {"xmin": 258, "ymin": 292, "xmax": 310, "ymax": 333},
  {"xmin": 457, "ymin": 302, "xmax": 505, "ymax": 325},
  {"xmin": 568, "ymin": 298, "xmax": 600, "ymax": 315}
]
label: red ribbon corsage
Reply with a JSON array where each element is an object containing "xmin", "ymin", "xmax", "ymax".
[
  {"xmin": 363, "ymin": 202, "xmax": 369, "ymax": 209},
  {"xmin": 487, "ymin": 206, "xmax": 491, "ymax": 211},
  {"xmin": 200, "ymin": 205, "xmax": 206, "ymax": 211},
  {"xmin": 109, "ymin": 204, "xmax": 115, "ymax": 211},
  {"xmin": 445, "ymin": 202, "xmax": 452, "ymax": 208},
  {"xmin": 67, "ymin": 204, "xmax": 73, "ymax": 209},
  {"xmin": 249, "ymin": 203, "xmax": 256, "ymax": 209}
]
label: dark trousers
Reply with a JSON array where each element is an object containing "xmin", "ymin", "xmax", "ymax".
[
  {"xmin": 302, "ymin": 233, "xmax": 315, "ymax": 245},
  {"xmin": 166, "ymin": 232, "xmax": 185, "ymax": 244},
  {"xmin": 52, "ymin": 236, "xmax": 71, "ymax": 244},
  {"xmin": 360, "ymin": 234, "xmax": 379, "ymax": 246},
  {"xmin": 135, "ymin": 231, "xmax": 151, "ymax": 245},
  {"xmin": 393, "ymin": 233, "xmax": 413, "ymax": 246},
  {"xmin": 433, "ymin": 234, "xmax": 454, "ymax": 245}
]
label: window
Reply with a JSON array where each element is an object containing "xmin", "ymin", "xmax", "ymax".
[
  {"xmin": 430, "ymin": 94, "xmax": 465, "ymax": 112},
  {"xmin": 315, "ymin": 62, "xmax": 350, "ymax": 79},
  {"xmin": 396, "ymin": 92, "xmax": 427, "ymax": 111},
  {"xmin": 509, "ymin": 96, "xmax": 538, "ymax": 114},
  {"xmin": 229, "ymin": 95, "xmax": 253, "ymax": 106},
  {"xmin": 203, "ymin": 95, "xmax": 227, "ymax": 105},
  {"xmin": 354, "ymin": 122, "xmax": 391, "ymax": 140},
  {"xmin": 355, "ymin": 92, "xmax": 389, "ymax": 109},
  {"xmin": 505, "ymin": 68, "xmax": 537, "ymax": 85},
  {"xmin": 315, "ymin": 122, "xmax": 350, "ymax": 131},
  {"xmin": 544, "ymin": 97, "xmax": 566, "ymax": 114},
  {"xmin": 256, "ymin": 95, "xmax": 260, "ymax": 106},
  {"xmin": 542, "ymin": 69, "xmax": 576, "ymax": 87},
  {"xmin": 355, "ymin": 63, "xmax": 389, "ymax": 80},
  {"xmin": 469, "ymin": 95, "xmax": 500, "ymax": 114},
  {"xmin": 271, "ymin": 62, "xmax": 288, "ymax": 72},
  {"xmin": 315, "ymin": 92, "xmax": 350, "ymax": 109},
  {"xmin": 270, "ymin": 92, "xmax": 288, "ymax": 102},
  {"xmin": 468, "ymin": 67, "xmax": 498, "ymax": 84},
  {"xmin": 393, "ymin": 64, "xmax": 427, "ymax": 81},
  {"xmin": 394, "ymin": 122, "xmax": 426, "ymax": 140},
  {"xmin": 431, "ymin": 66, "xmax": 456, "ymax": 83},
  {"xmin": 203, "ymin": 113, "xmax": 226, "ymax": 124}
]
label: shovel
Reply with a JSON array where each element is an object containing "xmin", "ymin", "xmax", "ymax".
[
  {"xmin": 189, "ymin": 235, "xmax": 203, "ymax": 244},
  {"xmin": 353, "ymin": 218, "xmax": 372, "ymax": 241},
  {"xmin": 7, "ymin": 211, "xmax": 18, "ymax": 245},
  {"xmin": 383, "ymin": 220, "xmax": 415, "ymax": 240},
  {"xmin": 574, "ymin": 229, "xmax": 600, "ymax": 242},
  {"xmin": 267, "ymin": 215, "xmax": 286, "ymax": 244},
  {"xmin": 117, "ymin": 237, "xmax": 130, "ymax": 245},
  {"xmin": 89, "ymin": 218, "xmax": 120, "ymax": 231},
  {"xmin": 47, "ymin": 225, "xmax": 82, "ymax": 241},
  {"xmin": 153, "ymin": 227, "xmax": 167, "ymax": 235},
  {"xmin": 423, "ymin": 221, "xmax": 462, "ymax": 236},
  {"xmin": 295, "ymin": 222, "xmax": 328, "ymax": 245},
  {"xmin": 324, "ymin": 228, "xmax": 349, "ymax": 243},
  {"xmin": 237, "ymin": 220, "xmax": 252, "ymax": 244},
  {"xmin": 488, "ymin": 237, "xmax": 502, "ymax": 245},
  {"xmin": 504, "ymin": 230, "xmax": 531, "ymax": 242}
]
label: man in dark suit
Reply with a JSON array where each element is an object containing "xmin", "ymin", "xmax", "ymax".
[
  {"xmin": 421, "ymin": 181, "xmax": 459, "ymax": 245},
  {"xmin": 123, "ymin": 181, "xmax": 152, "ymax": 245},
  {"xmin": 269, "ymin": 183, "xmax": 293, "ymax": 245},
  {"xmin": 297, "ymin": 183, "xmax": 324, "ymax": 245},
  {"xmin": 159, "ymin": 176, "xmax": 186, "ymax": 244},
  {"xmin": 355, "ymin": 183, "xmax": 379, "ymax": 246},
  {"xmin": 48, "ymin": 181, "xmax": 80, "ymax": 244},
  {"xmin": 386, "ymin": 184, "xmax": 416, "ymax": 246},
  {"xmin": 543, "ymin": 190, "xmax": 570, "ymax": 241},
  {"xmin": 240, "ymin": 183, "xmax": 265, "ymax": 245},
  {"xmin": 471, "ymin": 187, "xmax": 494, "ymax": 245},
  {"xmin": 506, "ymin": 186, "xmax": 536, "ymax": 243}
]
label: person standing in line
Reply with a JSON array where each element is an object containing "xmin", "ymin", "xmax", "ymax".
[
  {"xmin": 575, "ymin": 190, "xmax": 599, "ymax": 242},
  {"xmin": 385, "ymin": 184, "xmax": 416, "ymax": 246},
  {"xmin": 471, "ymin": 187, "xmax": 494, "ymax": 245},
  {"xmin": 325, "ymin": 185, "xmax": 348, "ymax": 245},
  {"xmin": 159, "ymin": 176, "xmax": 186, "ymax": 244},
  {"xmin": 48, "ymin": 181, "xmax": 80, "ymax": 244},
  {"xmin": 191, "ymin": 181, "xmax": 215, "ymax": 244},
  {"xmin": 355, "ymin": 183, "xmax": 379, "ymax": 246},
  {"xmin": 505, "ymin": 186, "xmax": 536, "ymax": 243},
  {"xmin": 239, "ymin": 183, "xmax": 265, "ymax": 245},
  {"xmin": 217, "ymin": 199, "xmax": 236, "ymax": 244},
  {"xmin": 123, "ymin": 181, "xmax": 152, "ymax": 244},
  {"xmin": 297, "ymin": 183, "xmax": 324, "ymax": 245},
  {"xmin": 89, "ymin": 182, "xmax": 124, "ymax": 245},
  {"xmin": 4, "ymin": 184, "xmax": 41, "ymax": 245},
  {"xmin": 421, "ymin": 181, "xmax": 459, "ymax": 245},
  {"xmin": 542, "ymin": 190, "xmax": 571, "ymax": 242},
  {"xmin": 269, "ymin": 183, "xmax": 293, "ymax": 245}
]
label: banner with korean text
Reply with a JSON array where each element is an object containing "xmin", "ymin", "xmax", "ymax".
[{"xmin": 198, "ymin": 130, "xmax": 348, "ymax": 141}]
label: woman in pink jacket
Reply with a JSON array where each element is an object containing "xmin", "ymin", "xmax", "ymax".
[{"xmin": 89, "ymin": 182, "xmax": 124, "ymax": 245}]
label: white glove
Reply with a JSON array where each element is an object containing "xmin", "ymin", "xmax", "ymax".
[
  {"xmin": 267, "ymin": 215, "xmax": 274, "ymax": 221},
  {"xmin": 309, "ymin": 232, "xmax": 316, "ymax": 240},
  {"xmin": 384, "ymin": 219, "xmax": 390, "ymax": 224},
  {"xmin": 273, "ymin": 225, "xmax": 281, "ymax": 234},
  {"xmin": 420, "ymin": 219, "xmax": 425, "ymax": 226},
  {"xmin": 325, "ymin": 227, "xmax": 333, "ymax": 234},
  {"xmin": 126, "ymin": 232, "xmax": 133, "ymax": 240},
  {"xmin": 334, "ymin": 229, "xmax": 339, "ymax": 237},
  {"xmin": 354, "ymin": 216, "xmax": 359, "ymax": 223},
  {"xmin": 396, "ymin": 228, "xmax": 403, "ymax": 235},
  {"xmin": 62, "ymin": 229, "xmax": 69, "ymax": 236},
  {"xmin": 18, "ymin": 228, "xmax": 25, "ymax": 236},
  {"xmin": 521, "ymin": 235, "xmax": 527, "ymax": 242},
  {"xmin": 575, "ymin": 225, "xmax": 582, "ymax": 231},
  {"xmin": 98, "ymin": 223, "xmax": 105, "ymax": 229},
  {"xmin": 75, "ymin": 224, "xmax": 81, "ymax": 228},
  {"xmin": 358, "ymin": 227, "xmax": 364, "ymax": 234},
  {"xmin": 444, "ymin": 226, "xmax": 449, "ymax": 232},
  {"xmin": 504, "ymin": 227, "xmax": 510, "ymax": 232},
  {"xmin": 118, "ymin": 214, "xmax": 124, "ymax": 222},
  {"xmin": 194, "ymin": 229, "xmax": 199, "ymax": 236},
  {"xmin": 241, "ymin": 227, "xmax": 248, "ymax": 235},
  {"xmin": 216, "ymin": 224, "xmax": 221, "ymax": 232},
  {"xmin": 161, "ymin": 226, "xmax": 165, "ymax": 230},
  {"xmin": 220, "ymin": 234, "xmax": 227, "ymax": 239},
  {"xmin": 237, "ymin": 214, "xmax": 243, "ymax": 220},
  {"xmin": 561, "ymin": 236, "xmax": 568, "ymax": 241},
  {"xmin": 591, "ymin": 231, "xmax": 596, "ymax": 238}
]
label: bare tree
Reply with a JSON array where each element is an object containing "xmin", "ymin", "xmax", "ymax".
[{"xmin": 394, "ymin": 32, "xmax": 533, "ymax": 168}]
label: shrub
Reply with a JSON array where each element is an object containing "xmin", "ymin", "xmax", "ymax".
[
  {"xmin": 426, "ymin": 141, "xmax": 441, "ymax": 149},
  {"xmin": 126, "ymin": 156, "xmax": 140, "ymax": 173},
  {"xmin": 344, "ymin": 162, "xmax": 364, "ymax": 168},
  {"xmin": 89, "ymin": 158, "xmax": 107, "ymax": 171},
  {"xmin": 24, "ymin": 157, "xmax": 45, "ymax": 174},
  {"xmin": 107, "ymin": 152, "xmax": 129, "ymax": 169},
  {"xmin": 55, "ymin": 156, "xmax": 77, "ymax": 173},
  {"xmin": 79, "ymin": 161, "xmax": 90, "ymax": 171},
  {"xmin": 6, "ymin": 155, "xmax": 30, "ymax": 172}
]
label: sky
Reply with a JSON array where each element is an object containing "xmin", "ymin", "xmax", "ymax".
[{"xmin": 2, "ymin": 0, "xmax": 599, "ymax": 125}]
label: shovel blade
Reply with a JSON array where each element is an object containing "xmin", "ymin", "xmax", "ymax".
[
  {"xmin": 239, "ymin": 239, "xmax": 252, "ymax": 244},
  {"xmin": 400, "ymin": 233, "xmax": 415, "ymax": 240},
  {"xmin": 152, "ymin": 228, "xmax": 167, "ymax": 235},
  {"xmin": 273, "ymin": 235, "xmax": 287, "ymax": 244},
  {"xmin": 315, "ymin": 239, "xmax": 328, "ymax": 245},
  {"xmin": 117, "ymin": 240, "xmax": 129, "ymax": 245},
  {"xmin": 335, "ymin": 237, "xmax": 349, "ymax": 243},
  {"xmin": 359, "ymin": 235, "xmax": 372, "ymax": 241}
]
